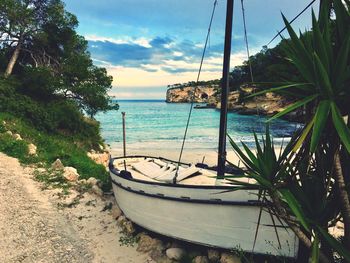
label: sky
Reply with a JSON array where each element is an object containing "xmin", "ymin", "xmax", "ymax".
[{"xmin": 63, "ymin": 0, "xmax": 319, "ymax": 100}]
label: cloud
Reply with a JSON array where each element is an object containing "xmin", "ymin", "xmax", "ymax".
[
  {"xmin": 85, "ymin": 35, "xmax": 152, "ymax": 48},
  {"xmin": 85, "ymin": 35, "xmax": 247, "ymax": 98},
  {"xmin": 86, "ymin": 35, "xmax": 243, "ymax": 74}
]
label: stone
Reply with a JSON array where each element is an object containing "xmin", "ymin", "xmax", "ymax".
[
  {"xmin": 220, "ymin": 253, "xmax": 241, "ymax": 263},
  {"xmin": 116, "ymin": 215, "xmax": 127, "ymax": 226},
  {"xmin": 116, "ymin": 215, "xmax": 135, "ymax": 234},
  {"xmin": 79, "ymin": 179, "xmax": 87, "ymax": 184},
  {"xmin": 28, "ymin": 143, "xmax": 37, "ymax": 155},
  {"xmin": 137, "ymin": 233, "xmax": 165, "ymax": 261},
  {"xmin": 91, "ymin": 185, "xmax": 103, "ymax": 197},
  {"xmin": 193, "ymin": 256, "xmax": 210, "ymax": 263},
  {"xmin": 87, "ymin": 151, "xmax": 110, "ymax": 167},
  {"xmin": 111, "ymin": 205, "xmax": 122, "ymax": 220},
  {"xmin": 5, "ymin": 130, "xmax": 12, "ymax": 136},
  {"xmin": 36, "ymin": 168, "xmax": 46, "ymax": 173},
  {"xmin": 87, "ymin": 177, "xmax": 98, "ymax": 186},
  {"xmin": 13, "ymin": 133, "xmax": 22, "ymax": 140},
  {"xmin": 63, "ymin": 167, "xmax": 79, "ymax": 182},
  {"xmin": 123, "ymin": 220, "xmax": 135, "ymax": 235},
  {"xmin": 52, "ymin": 159, "xmax": 64, "ymax": 170},
  {"xmin": 166, "ymin": 248, "xmax": 186, "ymax": 261},
  {"xmin": 137, "ymin": 233, "xmax": 164, "ymax": 253},
  {"xmin": 207, "ymin": 249, "xmax": 221, "ymax": 262}
]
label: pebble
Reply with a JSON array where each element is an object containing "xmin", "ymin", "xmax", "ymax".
[
  {"xmin": 193, "ymin": 255, "xmax": 210, "ymax": 263},
  {"xmin": 220, "ymin": 252, "xmax": 241, "ymax": 263},
  {"xmin": 208, "ymin": 249, "xmax": 221, "ymax": 262},
  {"xmin": 166, "ymin": 247, "xmax": 186, "ymax": 261}
]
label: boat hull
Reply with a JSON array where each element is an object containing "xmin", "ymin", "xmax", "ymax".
[{"xmin": 110, "ymin": 169, "xmax": 298, "ymax": 258}]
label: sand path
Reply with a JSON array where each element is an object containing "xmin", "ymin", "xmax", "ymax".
[{"xmin": 0, "ymin": 153, "xmax": 151, "ymax": 263}]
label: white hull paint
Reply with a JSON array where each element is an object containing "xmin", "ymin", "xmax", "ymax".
[{"xmin": 110, "ymin": 170, "xmax": 298, "ymax": 258}]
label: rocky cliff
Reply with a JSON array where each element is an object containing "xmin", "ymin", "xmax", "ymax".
[
  {"xmin": 166, "ymin": 86, "xmax": 218, "ymax": 103},
  {"xmin": 166, "ymin": 85, "xmax": 301, "ymax": 122}
]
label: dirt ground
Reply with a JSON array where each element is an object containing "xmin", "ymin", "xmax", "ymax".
[{"xmin": 0, "ymin": 152, "xmax": 152, "ymax": 263}]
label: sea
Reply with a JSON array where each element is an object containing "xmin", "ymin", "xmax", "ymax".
[{"xmin": 95, "ymin": 100, "xmax": 302, "ymax": 156}]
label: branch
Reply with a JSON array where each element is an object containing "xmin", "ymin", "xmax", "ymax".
[{"xmin": 334, "ymin": 150, "xmax": 350, "ymax": 249}]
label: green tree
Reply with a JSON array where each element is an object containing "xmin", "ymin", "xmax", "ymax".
[
  {"xmin": 0, "ymin": 0, "xmax": 48, "ymax": 76},
  {"xmin": 0, "ymin": 0, "xmax": 116, "ymax": 116}
]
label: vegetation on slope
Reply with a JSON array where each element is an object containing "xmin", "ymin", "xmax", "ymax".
[{"xmin": 0, "ymin": 0, "xmax": 116, "ymax": 188}]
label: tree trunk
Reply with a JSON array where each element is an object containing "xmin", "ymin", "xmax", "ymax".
[
  {"xmin": 270, "ymin": 192, "xmax": 331, "ymax": 263},
  {"xmin": 335, "ymin": 151, "xmax": 350, "ymax": 251},
  {"xmin": 4, "ymin": 42, "xmax": 22, "ymax": 78}
]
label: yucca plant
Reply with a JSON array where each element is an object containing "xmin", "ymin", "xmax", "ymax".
[
  {"xmin": 228, "ymin": 0, "xmax": 350, "ymax": 262},
  {"xmin": 229, "ymin": 128, "xmax": 348, "ymax": 262}
]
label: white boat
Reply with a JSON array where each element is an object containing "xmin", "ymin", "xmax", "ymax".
[{"xmin": 109, "ymin": 0, "xmax": 299, "ymax": 258}]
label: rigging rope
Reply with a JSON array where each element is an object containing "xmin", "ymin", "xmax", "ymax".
[
  {"xmin": 240, "ymin": 0, "xmax": 253, "ymax": 83},
  {"xmin": 240, "ymin": 0, "xmax": 262, "ymax": 128},
  {"xmin": 173, "ymin": 0, "xmax": 218, "ymax": 184},
  {"xmin": 265, "ymin": 0, "xmax": 317, "ymax": 47}
]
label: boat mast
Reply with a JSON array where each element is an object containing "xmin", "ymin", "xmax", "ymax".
[{"xmin": 217, "ymin": 0, "xmax": 234, "ymax": 179}]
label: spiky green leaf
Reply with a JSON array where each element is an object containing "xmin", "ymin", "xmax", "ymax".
[
  {"xmin": 310, "ymin": 100, "xmax": 331, "ymax": 152},
  {"xmin": 280, "ymin": 189, "xmax": 310, "ymax": 232},
  {"xmin": 330, "ymin": 102, "xmax": 350, "ymax": 153},
  {"xmin": 268, "ymin": 94, "xmax": 318, "ymax": 122}
]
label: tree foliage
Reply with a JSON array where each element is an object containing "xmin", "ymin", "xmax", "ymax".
[
  {"xmin": 0, "ymin": 0, "xmax": 116, "ymax": 120},
  {"xmin": 228, "ymin": 1, "xmax": 350, "ymax": 262}
]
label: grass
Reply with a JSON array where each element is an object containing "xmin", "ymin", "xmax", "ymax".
[{"xmin": 0, "ymin": 112, "xmax": 111, "ymax": 190}]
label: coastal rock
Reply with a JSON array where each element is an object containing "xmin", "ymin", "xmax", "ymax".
[
  {"xmin": 193, "ymin": 256, "xmax": 210, "ymax": 263},
  {"xmin": 87, "ymin": 177, "xmax": 98, "ymax": 186},
  {"xmin": 166, "ymin": 86, "xmax": 217, "ymax": 103},
  {"xmin": 111, "ymin": 205, "xmax": 122, "ymax": 220},
  {"xmin": 207, "ymin": 249, "xmax": 221, "ymax": 262},
  {"xmin": 91, "ymin": 185, "xmax": 103, "ymax": 197},
  {"xmin": 220, "ymin": 253, "xmax": 241, "ymax": 263},
  {"xmin": 78, "ymin": 179, "xmax": 87, "ymax": 184},
  {"xmin": 123, "ymin": 220, "xmax": 135, "ymax": 235},
  {"xmin": 87, "ymin": 151, "xmax": 110, "ymax": 167},
  {"xmin": 28, "ymin": 143, "xmax": 37, "ymax": 155},
  {"xmin": 116, "ymin": 215, "xmax": 127, "ymax": 226},
  {"xmin": 166, "ymin": 248, "xmax": 186, "ymax": 261},
  {"xmin": 137, "ymin": 233, "xmax": 164, "ymax": 254},
  {"xmin": 52, "ymin": 159, "xmax": 64, "ymax": 170},
  {"xmin": 63, "ymin": 167, "xmax": 79, "ymax": 182},
  {"xmin": 13, "ymin": 133, "xmax": 22, "ymax": 140},
  {"xmin": 116, "ymin": 215, "xmax": 135, "ymax": 234}
]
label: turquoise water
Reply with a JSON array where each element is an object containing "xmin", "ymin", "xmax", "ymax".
[{"xmin": 96, "ymin": 100, "xmax": 301, "ymax": 152}]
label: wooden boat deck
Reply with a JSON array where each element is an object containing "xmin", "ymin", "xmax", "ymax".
[{"xmin": 112, "ymin": 157, "xmax": 254, "ymax": 186}]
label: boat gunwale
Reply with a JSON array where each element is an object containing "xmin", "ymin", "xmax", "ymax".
[
  {"xmin": 111, "ymin": 176, "xmax": 262, "ymax": 206},
  {"xmin": 109, "ymin": 155, "xmax": 249, "ymax": 190}
]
